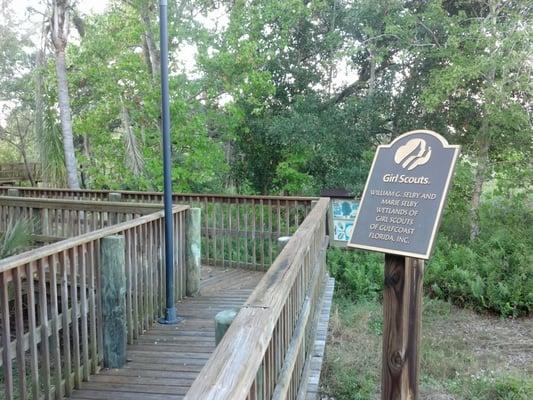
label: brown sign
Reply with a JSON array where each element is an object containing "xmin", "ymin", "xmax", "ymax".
[{"xmin": 348, "ymin": 130, "xmax": 459, "ymax": 259}]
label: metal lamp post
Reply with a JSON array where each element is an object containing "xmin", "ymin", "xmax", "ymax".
[{"xmin": 159, "ymin": 0, "xmax": 180, "ymax": 324}]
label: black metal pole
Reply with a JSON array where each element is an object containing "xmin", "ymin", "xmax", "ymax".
[{"xmin": 159, "ymin": 0, "xmax": 179, "ymax": 324}]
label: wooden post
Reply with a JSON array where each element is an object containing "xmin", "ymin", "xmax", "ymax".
[
  {"xmin": 277, "ymin": 236, "xmax": 291, "ymax": 250},
  {"xmin": 109, "ymin": 193, "xmax": 122, "ymax": 225},
  {"xmin": 108, "ymin": 192, "xmax": 122, "ymax": 202},
  {"xmin": 186, "ymin": 208, "xmax": 201, "ymax": 297},
  {"xmin": 100, "ymin": 235, "xmax": 127, "ymax": 368},
  {"xmin": 7, "ymin": 188, "xmax": 19, "ymax": 197},
  {"xmin": 382, "ymin": 255, "xmax": 424, "ymax": 400},
  {"xmin": 214, "ymin": 306, "xmax": 265, "ymax": 399},
  {"xmin": 215, "ymin": 308, "xmax": 238, "ymax": 345},
  {"xmin": 324, "ymin": 199, "xmax": 335, "ymax": 246}
]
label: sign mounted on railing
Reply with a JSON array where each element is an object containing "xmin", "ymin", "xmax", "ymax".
[{"xmin": 348, "ymin": 130, "xmax": 459, "ymax": 260}]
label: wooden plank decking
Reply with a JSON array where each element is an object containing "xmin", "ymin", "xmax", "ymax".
[{"xmin": 68, "ymin": 266, "xmax": 264, "ymax": 400}]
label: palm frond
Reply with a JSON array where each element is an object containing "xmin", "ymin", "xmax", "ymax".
[
  {"xmin": 0, "ymin": 218, "xmax": 33, "ymax": 259},
  {"xmin": 36, "ymin": 107, "xmax": 67, "ymax": 187}
]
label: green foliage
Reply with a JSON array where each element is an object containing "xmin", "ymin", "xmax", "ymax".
[
  {"xmin": 428, "ymin": 194, "xmax": 533, "ymax": 317},
  {"xmin": 450, "ymin": 375, "xmax": 533, "ymax": 400},
  {"xmin": 0, "ymin": 218, "xmax": 33, "ymax": 259},
  {"xmin": 329, "ymin": 188, "xmax": 532, "ymax": 317},
  {"xmin": 38, "ymin": 107, "xmax": 67, "ymax": 187},
  {"xmin": 439, "ymin": 160, "xmax": 475, "ymax": 243},
  {"xmin": 327, "ymin": 248, "xmax": 383, "ymax": 302}
]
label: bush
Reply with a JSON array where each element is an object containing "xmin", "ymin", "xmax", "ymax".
[
  {"xmin": 427, "ymin": 195, "xmax": 532, "ymax": 317},
  {"xmin": 327, "ymin": 248, "xmax": 383, "ymax": 302},
  {"xmin": 328, "ymin": 195, "xmax": 532, "ymax": 317}
]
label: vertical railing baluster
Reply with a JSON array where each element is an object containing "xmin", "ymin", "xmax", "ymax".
[
  {"xmin": 228, "ymin": 199, "xmax": 233, "ymax": 268},
  {"xmin": 69, "ymin": 247, "xmax": 81, "ymax": 389},
  {"xmin": 285, "ymin": 199, "xmax": 290, "ymax": 236},
  {"xmin": 0, "ymin": 270, "xmax": 13, "ymax": 400},
  {"xmin": 79, "ymin": 245, "xmax": 90, "ymax": 381},
  {"xmin": 124, "ymin": 229, "xmax": 133, "ymax": 343},
  {"xmin": 213, "ymin": 197, "xmax": 217, "ymax": 266},
  {"xmin": 203, "ymin": 197, "xmax": 209, "ymax": 264},
  {"xmin": 37, "ymin": 259, "xmax": 51, "ymax": 398},
  {"xmin": 49, "ymin": 254, "xmax": 63, "ymax": 399},
  {"xmin": 13, "ymin": 267, "xmax": 27, "ymax": 400},
  {"xmin": 221, "ymin": 199, "xmax": 225, "ymax": 267},
  {"xmin": 59, "ymin": 252, "xmax": 72, "ymax": 395},
  {"xmin": 252, "ymin": 199, "xmax": 257, "ymax": 269},
  {"xmin": 260, "ymin": 199, "xmax": 265, "ymax": 269},
  {"xmin": 87, "ymin": 241, "xmax": 98, "ymax": 373}
]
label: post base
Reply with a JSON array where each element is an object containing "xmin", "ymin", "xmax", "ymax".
[{"xmin": 158, "ymin": 307, "xmax": 182, "ymax": 325}]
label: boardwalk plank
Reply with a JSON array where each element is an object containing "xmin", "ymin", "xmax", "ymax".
[{"xmin": 66, "ymin": 265, "xmax": 263, "ymax": 400}]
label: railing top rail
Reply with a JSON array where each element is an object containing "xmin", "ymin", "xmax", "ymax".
[
  {"xmin": 184, "ymin": 197, "xmax": 329, "ymax": 399},
  {"xmin": 0, "ymin": 186, "xmax": 318, "ymax": 202},
  {"xmin": 0, "ymin": 162, "xmax": 39, "ymax": 170},
  {"xmin": 0, "ymin": 204, "xmax": 189, "ymax": 274},
  {"xmin": 0, "ymin": 195, "xmax": 166, "ymax": 214}
]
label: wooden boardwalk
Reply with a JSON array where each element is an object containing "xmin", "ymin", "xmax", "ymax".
[{"xmin": 68, "ymin": 266, "xmax": 264, "ymax": 400}]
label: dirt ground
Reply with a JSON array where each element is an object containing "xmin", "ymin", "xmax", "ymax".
[{"xmin": 320, "ymin": 298, "xmax": 533, "ymax": 400}]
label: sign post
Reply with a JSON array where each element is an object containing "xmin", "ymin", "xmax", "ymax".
[{"xmin": 348, "ymin": 130, "xmax": 459, "ymax": 399}]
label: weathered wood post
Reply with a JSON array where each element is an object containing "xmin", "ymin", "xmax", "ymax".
[
  {"xmin": 382, "ymin": 255, "xmax": 424, "ymax": 399},
  {"xmin": 277, "ymin": 236, "xmax": 291, "ymax": 250},
  {"xmin": 215, "ymin": 308, "xmax": 238, "ymax": 345},
  {"xmin": 186, "ymin": 208, "xmax": 201, "ymax": 297},
  {"xmin": 214, "ymin": 307, "xmax": 264, "ymax": 399},
  {"xmin": 6, "ymin": 188, "xmax": 19, "ymax": 197},
  {"xmin": 108, "ymin": 192, "xmax": 122, "ymax": 202},
  {"xmin": 5, "ymin": 189, "xmax": 29, "ymax": 230},
  {"xmin": 100, "ymin": 235, "xmax": 127, "ymax": 368},
  {"xmin": 108, "ymin": 193, "xmax": 122, "ymax": 225}
]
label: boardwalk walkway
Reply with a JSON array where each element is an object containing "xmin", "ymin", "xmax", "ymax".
[{"xmin": 68, "ymin": 266, "xmax": 264, "ymax": 400}]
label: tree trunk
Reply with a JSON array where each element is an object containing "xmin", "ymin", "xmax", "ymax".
[
  {"xmin": 19, "ymin": 145, "xmax": 35, "ymax": 186},
  {"xmin": 469, "ymin": 134, "xmax": 489, "ymax": 240},
  {"xmin": 34, "ymin": 50, "xmax": 45, "ymax": 146},
  {"xmin": 120, "ymin": 97, "xmax": 144, "ymax": 177},
  {"xmin": 139, "ymin": 5, "xmax": 160, "ymax": 78},
  {"xmin": 470, "ymin": 2, "xmax": 498, "ymax": 241},
  {"xmin": 142, "ymin": 36, "xmax": 154, "ymax": 77},
  {"xmin": 34, "ymin": 49, "xmax": 46, "ymax": 182},
  {"xmin": 54, "ymin": 48, "xmax": 80, "ymax": 189},
  {"xmin": 470, "ymin": 65, "xmax": 495, "ymax": 240}
]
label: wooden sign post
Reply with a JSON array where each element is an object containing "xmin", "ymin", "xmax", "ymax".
[{"xmin": 348, "ymin": 130, "xmax": 459, "ymax": 399}]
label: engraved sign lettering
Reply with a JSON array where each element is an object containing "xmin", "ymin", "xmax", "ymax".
[{"xmin": 347, "ymin": 130, "xmax": 460, "ymax": 259}]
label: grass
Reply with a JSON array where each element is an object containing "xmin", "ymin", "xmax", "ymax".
[{"xmin": 320, "ymin": 295, "xmax": 533, "ymax": 400}]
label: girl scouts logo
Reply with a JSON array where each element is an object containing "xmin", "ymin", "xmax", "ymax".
[{"xmin": 394, "ymin": 138, "xmax": 432, "ymax": 171}]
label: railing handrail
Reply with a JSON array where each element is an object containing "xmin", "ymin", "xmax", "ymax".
[
  {"xmin": 0, "ymin": 204, "xmax": 189, "ymax": 274},
  {"xmin": 184, "ymin": 197, "xmax": 329, "ymax": 399},
  {"xmin": 0, "ymin": 163, "xmax": 40, "ymax": 179},
  {"xmin": 0, "ymin": 186, "xmax": 318, "ymax": 202},
  {"xmin": 0, "ymin": 195, "xmax": 166, "ymax": 214},
  {"xmin": 0, "ymin": 162, "xmax": 39, "ymax": 169}
]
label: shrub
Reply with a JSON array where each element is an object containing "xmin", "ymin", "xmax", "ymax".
[
  {"xmin": 327, "ymin": 248, "xmax": 383, "ymax": 302},
  {"xmin": 328, "ymin": 194, "xmax": 532, "ymax": 317}
]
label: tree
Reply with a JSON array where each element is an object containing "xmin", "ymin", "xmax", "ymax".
[
  {"xmin": 0, "ymin": 107, "xmax": 36, "ymax": 185},
  {"xmin": 49, "ymin": 0, "xmax": 80, "ymax": 188},
  {"xmin": 420, "ymin": 0, "xmax": 532, "ymax": 239}
]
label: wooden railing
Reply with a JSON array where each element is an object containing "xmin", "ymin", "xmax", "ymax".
[
  {"xmin": 0, "ymin": 163, "xmax": 40, "ymax": 182},
  {"xmin": 0, "ymin": 196, "xmax": 167, "ymax": 240},
  {"xmin": 0, "ymin": 205, "xmax": 189, "ymax": 400},
  {"xmin": 185, "ymin": 197, "xmax": 330, "ymax": 400},
  {"xmin": 0, "ymin": 188, "xmax": 317, "ymax": 270}
]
